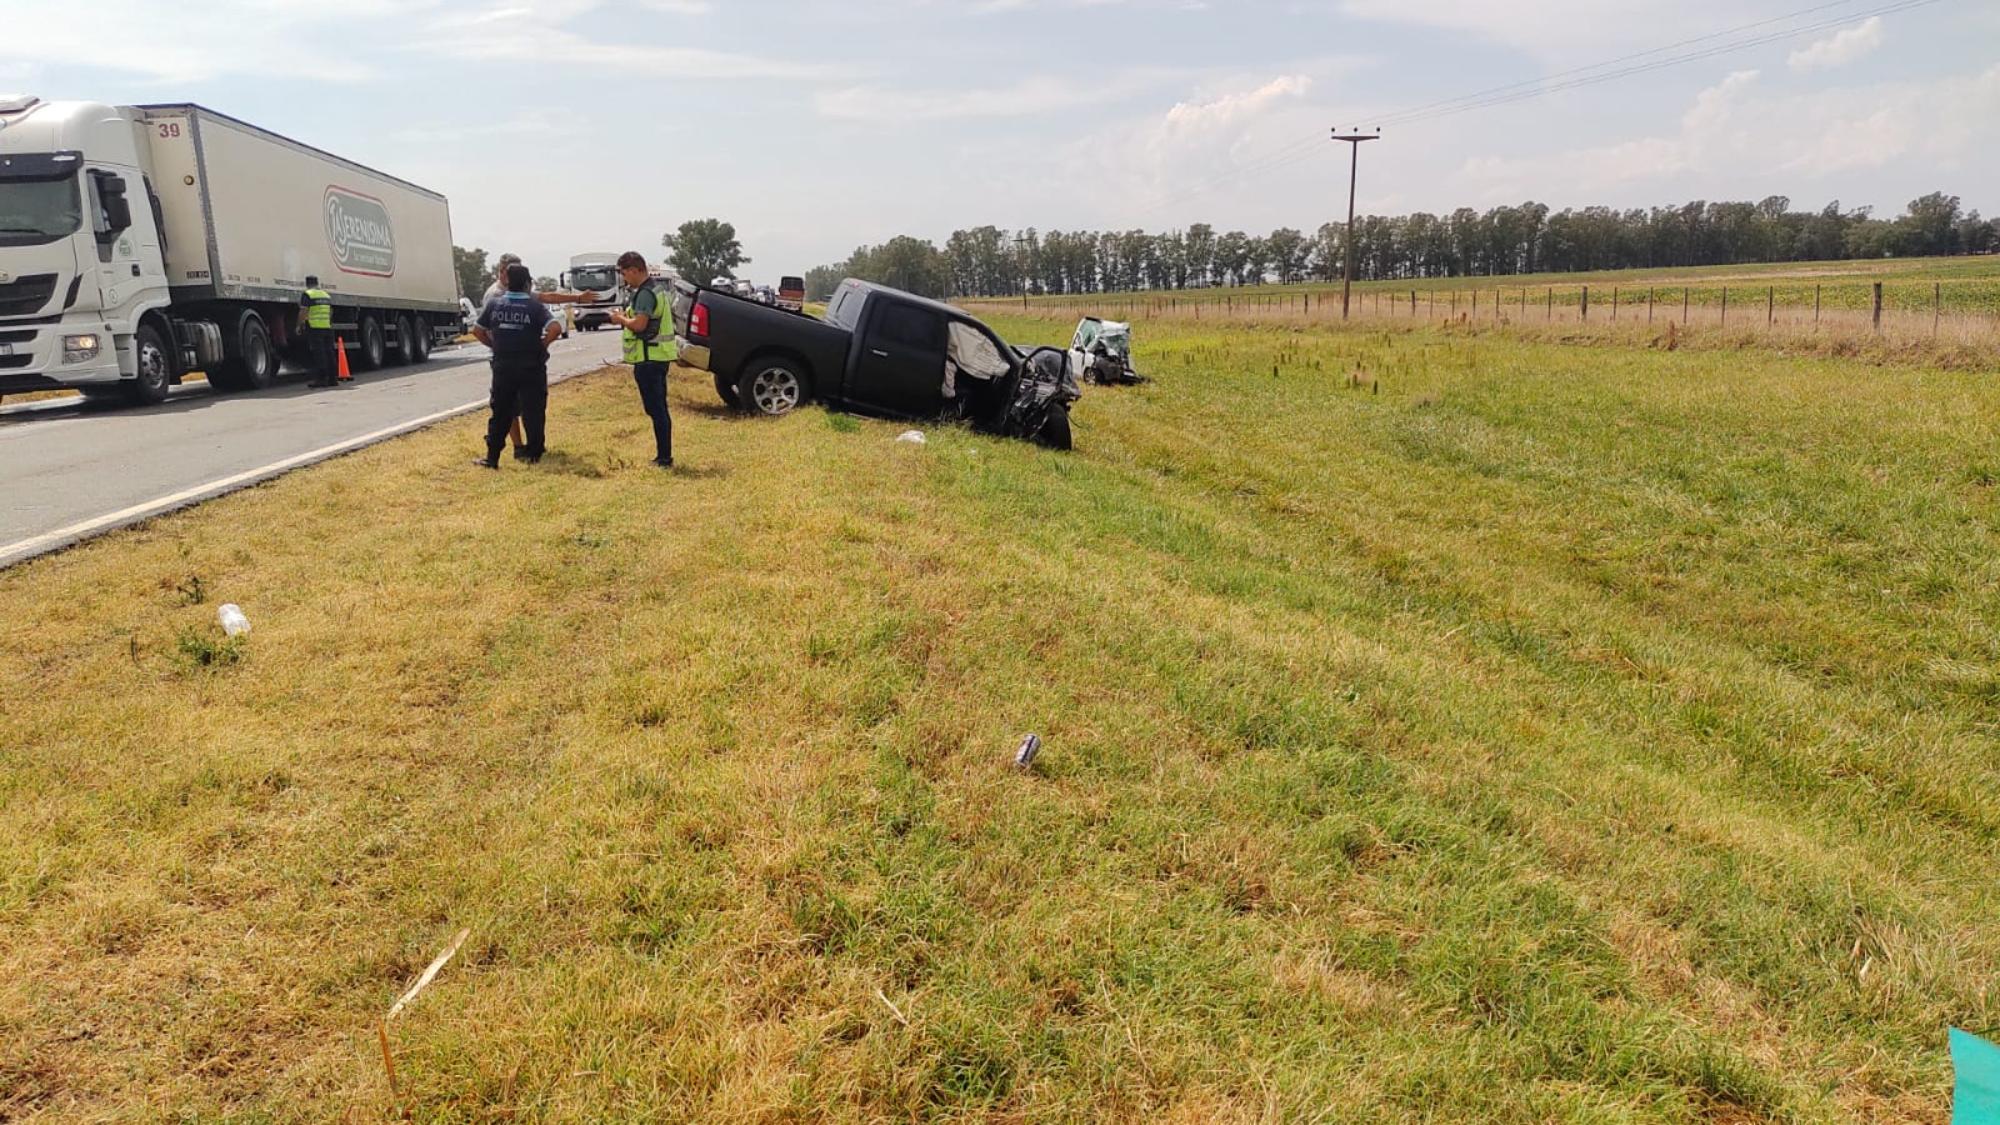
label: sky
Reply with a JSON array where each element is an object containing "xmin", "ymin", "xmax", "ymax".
[{"xmin": 4, "ymin": 0, "xmax": 1997, "ymax": 282}]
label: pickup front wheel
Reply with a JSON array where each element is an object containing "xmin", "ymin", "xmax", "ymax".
[
  {"xmin": 738, "ymin": 359, "xmax": 807, "ymax": 417},
  {"xmin": 714, "ymin": 371, "xmax": 741, "ymax": 409}
]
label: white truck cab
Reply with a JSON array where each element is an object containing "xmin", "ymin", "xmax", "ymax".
[{"xmin": 0, "ymin": 96, "xmax": 173, "ymax": 397}]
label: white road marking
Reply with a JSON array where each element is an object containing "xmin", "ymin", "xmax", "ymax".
[{"xmin": 0, "ymin": 397, "xmax": 486, "ymax": 569}]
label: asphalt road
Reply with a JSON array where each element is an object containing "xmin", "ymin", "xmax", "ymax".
[{"xmin": 0, "ymin": 330, "xmax": 626, "ymax": 569}]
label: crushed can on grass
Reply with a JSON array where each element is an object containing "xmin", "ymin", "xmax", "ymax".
[{"xmin": 1014, "ymin": 733, "xmax": 1042, "ymax": 772}]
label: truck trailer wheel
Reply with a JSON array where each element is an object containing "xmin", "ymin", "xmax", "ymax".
[
  {"xmin": 714, "ymin": 371, "xmax": 741, "ymax": 409},
  {"xmin": 126, "ymin": 323, "xmax": 172, "ymax": 406},
  {"xmin": 357, "ymin": 314, "xmax": 386, "ymax": 371},
  {"xmin": 215, "ymin": 312, "xmax": 275, "ymax": 391},
  {"xmin": 392, "ymin": 314, "xmax": 418, "ymax": 365},
  {"xmin": 410, "ymin": 319, "xmax": 433, "ymax": 364},
  {"xmin": 738, "ymin": 358, "xmax": 807, "ymax": 417}
]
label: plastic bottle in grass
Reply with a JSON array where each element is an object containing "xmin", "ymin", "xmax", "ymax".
[{"xmin": 218, "ymin": 604, "xmax": 251, "ymax": 637}]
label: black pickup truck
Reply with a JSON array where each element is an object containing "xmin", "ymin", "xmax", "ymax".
[{"xmin": 670, "ymin": 277, "xmax": 1079, "ymax": 449}]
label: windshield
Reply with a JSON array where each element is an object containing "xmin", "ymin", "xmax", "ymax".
[
  {"xmin": 569, "ymin": 266, "xmax": 618, "ymax": 292},
  {"xmin": 0, "ymin": 174, "xmax": 81, "ymax": 246}
]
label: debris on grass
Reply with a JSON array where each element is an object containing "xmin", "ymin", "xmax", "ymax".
[
  {"xmin": 380, "ymin": 927, "xmax": 472, "ymax": 1101},
  {"xmin": 218, "ymin": 604, "xmax": 251, "ymax": 637},
  {"xmin": 896, "ymin": 430, "xmax": 927, "ymax": 445},
  {"xmin": 1013, "ymin": 733, "xmax": 1042, "ymax": 772}
]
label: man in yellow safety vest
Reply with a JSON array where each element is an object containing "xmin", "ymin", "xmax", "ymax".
[
  {"xmin": 298, "ymin": 276, "xmax": 339, "ymax": 388},
  {"xmin": 606, "ymin": 251, "xmax": 677, "ymax": 468}
]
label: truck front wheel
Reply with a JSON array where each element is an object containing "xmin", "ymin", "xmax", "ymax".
[
  {"xmin": 714, "ymin": 371, "xmax": 741, "ymax": 409},
  {"xmin": 738, "ymin": 358, "xmax": 807, "ymax": 417},
  {"xmin": 127, "ymin": 323, "xmax": 172, "ymax": 406}
]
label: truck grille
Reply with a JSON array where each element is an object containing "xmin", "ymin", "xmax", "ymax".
[
  {"xmin": 0, "ymin": 354, "xmax": 33, "ymax": 369},
  {"xmin": 0, "ymin": 273, "xmax": 58, "ymax": 318}
]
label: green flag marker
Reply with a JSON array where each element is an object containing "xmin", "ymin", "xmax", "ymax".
[{"xmin": 1953, "ymin": 1029, "xmax": 2000, "ymax": 1124}]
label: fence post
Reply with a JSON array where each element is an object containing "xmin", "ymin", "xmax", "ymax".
[
  {"xmin": 1473, "ymin": 289, "xmax": 1479, "ymax": 318},
  {"xmin": 1521, "ymin": 287, "xmax": 1528, "ymax": 319},
  {"xmin": 1452, "ymin": 290, "xmax": 1458, "ymax": 317},
  {"xmin": 1683, "ymin": 289, "xmax": 1690, "ymax": 325},
  {"xmin": 1814, "ymin": 284, "xmax": 1821, "ymax": 328},
  {"xmin": 1721, "ymin": 287, "xmax": 1728, "ymax": 327},
  {"xmin": 1613, "ymin": 286, "xmax": 1619, "ymax": 322},
  {"xmin": 1547, "ymin": 288, "xmax": 1554, "ymax": 320},
  {"xmin": 1648, "ymin": 287, "xmax": 1655, "ymax": 324},
  {"xmin": 1767, "ymin": 286, "xmax": 1774, "ymax": 328},
  {"xmin": 1582, "ymin": 285, "xmax": 1590, "ymax": 322},
  {"xmin": 1935, "ymin": 281, "xmax": 1942, "ymax": 336},
  {"xmin": 1872, "ymin": 282, "xmax": 1883, "ymax": 332}
]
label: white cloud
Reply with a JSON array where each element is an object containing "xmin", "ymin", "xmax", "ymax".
[
  {"xmin": 1458, "ymin": 64, "xmax": 2000, "ymax": 197},
  {"xmin": 1788, "ymin": 16, "xmax": 1883, "ymax": 72},
  {"xmin": 1336, "ymin": 0, "xmax": 1753, "ymax": 55},
  {"xmin": 814, "ymin": 70, "xmax": 1189, "ymax": 121}
]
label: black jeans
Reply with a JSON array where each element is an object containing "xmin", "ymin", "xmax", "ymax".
[
  {"xmin": 486, "ymin": 353, "xmax": 548, "ymax": 459},
  {"xmin": 306, "ymin": 328, "xmax": 336, "ymax": 383},
  {"xmin": 633, "ymin": 361, "xmax": 672, "ymax": 463}
]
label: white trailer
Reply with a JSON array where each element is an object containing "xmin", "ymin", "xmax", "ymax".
[{"xmin": 0, "ymin": 97, "xmax": 460, "ymax": 403}]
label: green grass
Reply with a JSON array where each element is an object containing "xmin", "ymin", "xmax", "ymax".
[{"xmin": 2, "ymin": 319, "xmax": 1996, "ymax": 1121}]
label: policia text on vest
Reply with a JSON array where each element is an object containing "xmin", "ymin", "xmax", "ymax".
[
  {"xmin": 608, "ymin": 252, "xmax": 677, "ymax": 469},
  {"xmin": 298, "ymin": 279, "xmax": 339, "ymax": 388},
  {"xmin": 471, "ymin": 265, "xmax": 563, "ymax": 469}
]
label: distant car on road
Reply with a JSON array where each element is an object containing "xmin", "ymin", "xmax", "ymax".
[{"xmin": 777, "ymin": 276, "xmax": 806, "ymax": 313}]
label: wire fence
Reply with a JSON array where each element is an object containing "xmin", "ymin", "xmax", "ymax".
[{"xmin": 964, "ymin": 280, "xmax": 2000, "ymax": 352}]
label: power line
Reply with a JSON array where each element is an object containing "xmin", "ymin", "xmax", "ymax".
[
  {"xmin": 1131, "ymin": 0, "xmax": 1951, "ymax": 218},
  {"xmin": 1363, "ymin": 0, "xmax": 1868, "ymax": 127}
]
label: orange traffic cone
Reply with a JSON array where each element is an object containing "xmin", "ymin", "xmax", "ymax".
[{"xmin": 335, "ymin": 337, "xmax": 353, "ymax": 383}]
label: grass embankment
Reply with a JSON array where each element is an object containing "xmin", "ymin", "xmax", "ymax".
[{"xmin": 2, "ymin": 321, "xmax": 1997, "ymax": 1121}]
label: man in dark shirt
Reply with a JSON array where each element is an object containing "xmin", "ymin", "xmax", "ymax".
[{"xmin": 471, "ymin": 264, "xmax": 561, "ymax": 468}]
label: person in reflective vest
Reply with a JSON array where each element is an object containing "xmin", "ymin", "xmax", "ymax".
[
  {"xmin": 297, "ymin": 277, "xmax": 339, "ymax": 388},
  {"xmin": 607, "ymin": 251, "xmax": 677, "ymax": 468}
]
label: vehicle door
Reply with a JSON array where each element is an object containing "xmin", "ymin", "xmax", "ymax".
[
  {"xmin": 851, "ymin": 298, "xmax": 947, "ymax": 417},
  {"xmin": 84, "ymin": 168, "xmax": 157, "ymax": 320}
]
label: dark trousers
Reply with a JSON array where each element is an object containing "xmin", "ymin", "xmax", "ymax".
[
  {"xmin": 306, "ymin": 329, "xmax": 336, "ymax": 384},
  {"xmin": 633, "ymin": 361, "xmax": 672, "ymax": 463},
  {"xmin": 486, "ymin": 354, "xmax": 548, "ymax": 459}
]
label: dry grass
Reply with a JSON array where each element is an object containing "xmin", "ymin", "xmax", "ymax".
[{"xmin": 1, "ymin": 322, "xmax": 1996, "ymax": 1121}]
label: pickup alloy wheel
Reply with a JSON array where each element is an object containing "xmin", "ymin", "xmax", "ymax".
[{"xmin": 740, "ymin": 360, "xmax": 805, "ymax": 416}]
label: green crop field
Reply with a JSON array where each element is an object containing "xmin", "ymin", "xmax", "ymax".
[{"xmin": 3, "ymin": 315, "xmax": 1996, "ymax": 1121}]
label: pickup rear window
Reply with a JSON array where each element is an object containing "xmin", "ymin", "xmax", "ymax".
[{"xmin": 826, "ymin": 285, "xmax": 863, "ymax": 330}]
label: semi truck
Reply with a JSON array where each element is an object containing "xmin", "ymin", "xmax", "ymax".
[
  {"xmin": 0, "ymin": 96, "xmax": 460, "ymax": 404},
  {"xmin": 561, "ymin": 252, "xmax": 623, "ymax": 332}
]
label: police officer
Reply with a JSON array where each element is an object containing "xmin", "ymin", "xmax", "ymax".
[
  {"xmin": 606, "ymin": 251, "xmax": 675, "ymax": 468},
  {"xmin": 471, "ymin": 263, "xmax": 562, "ymax": 469},
  {"xmin": 298, "ymin": 276, "xmax": 338, "ymax": 388}
]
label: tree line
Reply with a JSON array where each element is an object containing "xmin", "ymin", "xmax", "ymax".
[{"xmin": 804, "ymin": 192, "xmax": 1995, "ymax": 301}]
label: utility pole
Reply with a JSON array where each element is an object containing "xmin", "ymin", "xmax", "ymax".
[
  {"xmin": 1332, "ymin": 127, "xmax": 1380, "ymax": 320},
  {"xmin": 1013, "ymin": 235, "xmax": 1030, "ymax": 310}
]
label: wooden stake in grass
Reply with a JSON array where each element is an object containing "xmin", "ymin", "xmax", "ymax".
[{"xmin": 379, "ymin": 928, "xmax": 472, "ymax": 1105}]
